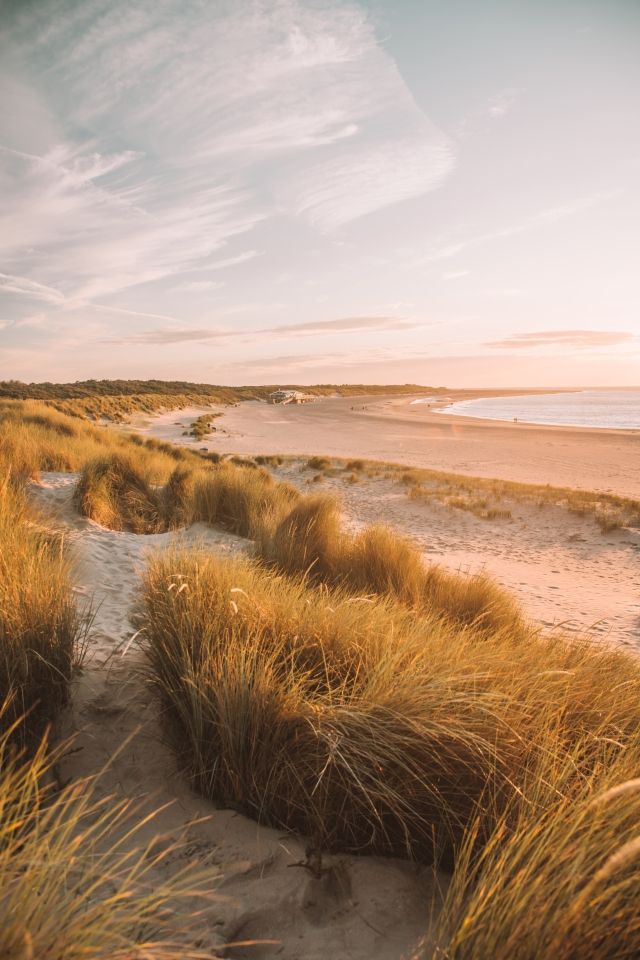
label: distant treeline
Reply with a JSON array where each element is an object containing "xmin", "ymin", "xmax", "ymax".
[{"xmin": 0, "ymin": 379, "xmax": 437, "ymax": 421}]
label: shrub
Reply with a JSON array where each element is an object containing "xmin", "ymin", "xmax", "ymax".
[{"xmin": 306, "ymin": 456, "xmax": 332, "ymax": 471}]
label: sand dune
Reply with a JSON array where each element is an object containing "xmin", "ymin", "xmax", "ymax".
[
  {"xmin": 137, "ymin": 400, "xmax": 640, "ymax": 650},
  {"xmin": 31, "ymin": 472, "xmax": 443, "ymax": 960}
]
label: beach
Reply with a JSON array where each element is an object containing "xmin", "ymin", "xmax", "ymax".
[
  {"xmin": 138, "ymin": 394, "xmax": 640, "ymax": 499},
  {"xmin": 136, "ymin": 395, "xmax": 640, "ymax": 649}
]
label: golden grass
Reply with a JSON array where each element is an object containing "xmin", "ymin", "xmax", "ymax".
[
  {"xmin": 259, "ymin": 496, "xmax": 521, "ymax": 632},
  {"xmin": 75, "ymin": 454, "xmax": 161, "ymax": 533},
  {"xmin": 0, "ymin": 399, "xmax": 202, "ymax": 481},
  {"xmin": 395, "ymin": 463, "xmax": 640, "ymax": 531},
  {"xmin": 0, "ymin": 713, "xmax": 215, "ymax": 959},
  {"xmin": 140, "ymin": 547, "xmax": 640, "ymax": 888},
  {"xmin": 191, "ymin": 461, "xmax": 300, "ymax": 538},
  {"xmin": 0, "ymin": 471, "xmax": 87, "ymax": 743},
  {"xmin": 431, "ymin": 737, "xmax": 640, "ymax": 959},
  {"xmin": 187, "ymin": 412, "xmax": 222, "ymax": 439}
]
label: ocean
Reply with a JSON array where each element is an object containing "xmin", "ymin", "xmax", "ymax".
[{"xmin": 436, "ymin": 390, "xmax": 640, "ymax": 430}]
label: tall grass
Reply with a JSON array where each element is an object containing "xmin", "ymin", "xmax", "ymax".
[
  {"xmin": 0, "ymin": 399, "xmax": 201, "ymax": 481},
  {"xmin": 191, "ymin": 461, "xmax": 300, "ymax": 538},
  {"xmin": 0, "ymin": 713, "xmax": 214, "ymax": 958},
  {"xmin": 0, "ymin": 471, "xmax": 87, "ymax": 742},
  {"xmin": 74, "ymin": 454, "xmax": 167, "ymax": 533},
  {"xmin": 140, "ymin": 548, "xmax": 640, "ymax": 878},
  {"xmin": 260, "ymin": 496, "xmax": 521, "ymax": 632},
  {"xmin": 432, "ymin": 737, "xmax": 640, "ymax": 958}
]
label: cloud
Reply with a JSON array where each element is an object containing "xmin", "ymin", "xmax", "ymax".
[
  {"xmin": 487, "ymin": 90, "xmax": 518, "ymax": 118},
  {"xmin": 0, "ymin": 272, "xmax": 66, "ymax": 304},
  {"xmin": 172, "ymin": 280, "xmax": 224, "ymax": 293},
  {"xmin": 1, "ymin": 0, "xmax": 455, "ymax": 328},
  {"xmin": 264, "ymin": 315, "xmax": 417, "ymax": 336},
  {"xmin": 423, "ymin": 191, "xmax": 622, "ymax": 263},
  {"xmin": 442, "ymin": 270, "xmax": 469, "ymax": 281},
  {"xmin": 107, "ymin": 327, "xmax": 231, "ymax": 345},
  {"xmin": 104, "ymin": 314, "xmax": 417, "ymax": 346},
  {"xmin": 486, "ymin": 330, "xmax": 635, "ymax": 349}
]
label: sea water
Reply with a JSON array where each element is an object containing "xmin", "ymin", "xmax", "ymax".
[{"xmin": 435, "ymin": 390, "xmax": 640, "ymax": 430}]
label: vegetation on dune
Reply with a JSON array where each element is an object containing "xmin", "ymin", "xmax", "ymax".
[
  {"xmin": 431, "ymin": 739, "xmax": 640, "ymax": 959},
  {"xmin": 190, "ymin": 460, "xmax": 300, "ymax": 538},
  {"xmin": 187, "ymin": 412, "xmax": 222, "ymax": 439},
  {"xmin": 298, "ymin": 454, "xmax": 640, "ymax": 531},
  {"xmin": 6, "ymin": 396, "xmax": 640, "ymax": 956},
  {"xmin": 259, "ymin": 494, "xmax": 520, "ymax": 632},
  {"xmin": 74, "ymin": 454, "xmax": 168, "ymax": 534},
  {"xmin": 0, "ymin": 716, "xmax": 214, "ymax": 959},
  {"xmin": 0, "ymin": 398, "xmax": 205, "ymax": 481},
  {"xmin": 397, "ymin": 464, "xmax": 640, "ymax": 530},
  {"xmin": 140, "ymin": 549, "xmax": 640, "ymax": 903},
  {"xmin": 0, "ymin": 471, "xmax": 87, "ymax": 743},
  {"xmin": 0, "ymin": 379, "xmax": 437, "ymax": 422}
]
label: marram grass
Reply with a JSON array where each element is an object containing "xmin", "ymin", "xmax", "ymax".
[
  {"xmin": 0, "ymin": 713, "xmax": 217, "ymax": 959},
  {"xmin": 140, "ymin": 548, "xmax": 640, "ymax": 878}
]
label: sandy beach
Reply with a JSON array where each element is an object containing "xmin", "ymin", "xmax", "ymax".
[
  {"xmin": 136, "ymin": 396, "xmax": 640, "ymax": 650},
  {"xmin": 138, "ymin": 394, "xmax": 640, "ymax": 499}
]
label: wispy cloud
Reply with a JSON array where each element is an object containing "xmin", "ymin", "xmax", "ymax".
[
  {"xmin": 486, "ymin": 330, "xmax": 635, "ymax": 349},
  {"xmin": 105, "ymin": 314, "xmax": 416, "ymax": 346},
  {"xmin": 0, "ymin": 272, "xmax": 66, "ymax": 304},
  {"xmin": 265, "ymin": 315, "xmax": 417, "ymax": 336},
  {"xmin": 1, "ymin": 0, "xmax": 454, "ymax": 327},
  {"xmin": 423, "ymin": 191, "xmax": 622, "ymax": 263}
]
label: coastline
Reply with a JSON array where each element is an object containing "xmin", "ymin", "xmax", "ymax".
[
  {"xmin": 129, "ymin": 396, "xmax": 640, "ymax": 649},
  {"xmin": 132, "ymin": 393, "xmax": 640, "ymax": 500}
]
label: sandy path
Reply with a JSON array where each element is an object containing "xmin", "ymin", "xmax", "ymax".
[
  {"xmin": 137, "ymin": 407, "xmax": 640, "ymax": 651},
  {"xmin": 136, "ymin": 396, "xmax": 640, "ymax": 499},
  {"xmin": 31, "ymin": 473, "xmax": 441, "ymax": 960}
]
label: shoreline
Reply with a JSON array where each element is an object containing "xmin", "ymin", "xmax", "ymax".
[
  {"xmin": 127, "ymin": 399, "xmax": 640, "ymax": 649},
  {"xmin": 132, "ymin": 393, "xmax": 640, "ymax": 499}
]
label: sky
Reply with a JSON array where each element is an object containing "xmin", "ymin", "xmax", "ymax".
[{"xmin": 1, "ymin": 0, "xmax": 639, "ymax": 387}]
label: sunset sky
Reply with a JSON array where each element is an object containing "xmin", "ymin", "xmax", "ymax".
[{"xmin": 1, "ymin": 0, "xmax": 639, "ymax": 386}]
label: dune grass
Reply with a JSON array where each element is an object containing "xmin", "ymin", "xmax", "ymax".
[
  {"xmin": 393, "ymin": 463, "xmax": 640, "ymax": 531},
  {"xmin": 0, "ymin": 470, "xmax": 88, "ymax": 743},
  {"xmin": 259, "ymin": 495, "xmax": 521, "ymax": 632},
  {"xmin": 187, "ymin": 412, "xmax": 222, "ymax": 439},
  {"xmin": 431, "ymin": 738, "xmax": 640, "ymax": 959},
  {"xmin": 0, "ymin": 398, "xmax": 203, "ymax": 481},
  {"xmin": 0, "ymin": 714, "xmax": 215, "ymax": 959},
  {"xmin": 190, "ymin": 461, "xmax": 301, "ymax": 538},
  {"xmin": 140, "ymin": 547, "xmax": 640, "ymax": 900}
]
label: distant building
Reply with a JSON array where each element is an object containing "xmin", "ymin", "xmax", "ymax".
[{"xmin": 268, "ymin": 389, "xmax": 314, "ymax": 404}]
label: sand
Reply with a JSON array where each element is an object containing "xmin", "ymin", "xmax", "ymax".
[
  {"xmin": 30, "ymin": 472, "xmax": 443, "ymax": 960},
  {"xmin": 138, "ymin": 398, "xmax": 640, "ymax": 651},
  {"xmin": 137, "ymin": 395, "xmax": 640, "ymax": 499},
  {"xmin": 25, "ymin": 393, "xmax": 639, "ymax": 957}
]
